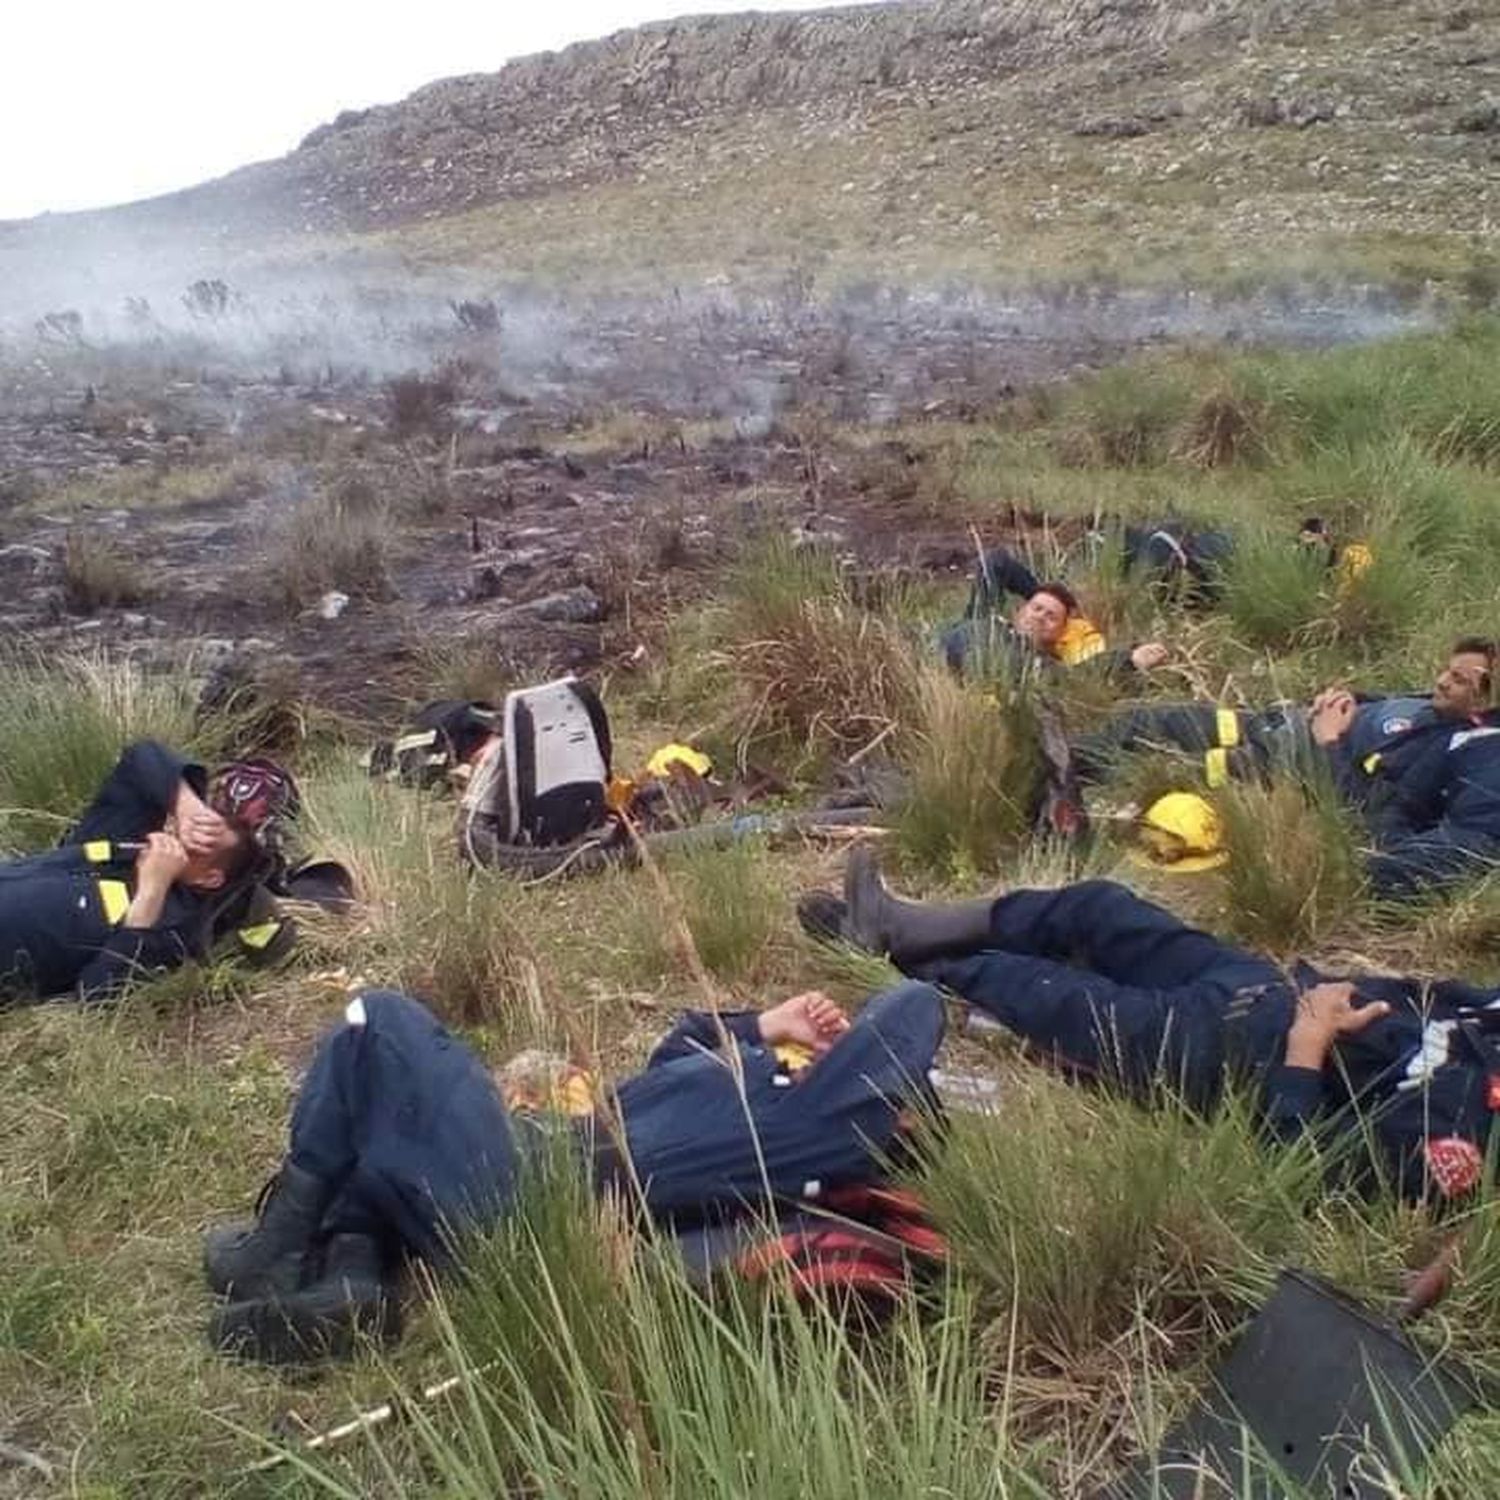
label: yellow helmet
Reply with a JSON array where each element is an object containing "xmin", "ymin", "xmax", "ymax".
[
  {"xmin": 646, "ymin": 742, "xmax": 714, "ymax": 779},
  {"xmin": 1130, "ymin": 791, "xmax": 1229, "ymax": 873}
]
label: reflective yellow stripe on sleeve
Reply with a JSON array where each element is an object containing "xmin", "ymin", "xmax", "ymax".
[
  {"xmin": 83, "ymin": 840, "xmax": 113, "ymax": 864},
  {"xmin": 237, "ymin": 921, "xmax": 282, "ymax": 951},
  {"xmin": 1204, "ymin": 748, "xmax": 1229, "ymax": 788},
  {"xmin": 1215, "ymin": 709, "xmax": 1240, "ymax": 749},
  {"xmin": 96, "ymin": 879, "xmax": 130, "ymax": 926},
  {"xmin": 1363, "ymin": 753, "xmax": 1382, "ymax": 776}
]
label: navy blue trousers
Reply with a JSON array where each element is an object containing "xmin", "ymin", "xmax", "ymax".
[
  {"xmin": 289, "ymin": 990, "xmax": 521, "ymax": 1264},
  {"xmin": 908, "ymin": 880, "xmax": 1290, "ymax": 1110},
  {"xmin": 289, "ymin": 982, "xmax": 945, "ymax": 1261}
]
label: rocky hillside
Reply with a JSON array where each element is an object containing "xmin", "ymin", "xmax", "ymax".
[{"xmin": 4, "ymin": 0, "xmax": 1498, "ymax": 295}]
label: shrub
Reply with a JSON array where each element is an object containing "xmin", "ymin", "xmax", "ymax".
[
  {"xmin": 0, "ymin": 655, "xmax": 202, "ymax": 850},
  {"xmin": 722, "ymin": 537, "xmax": 921, "ymax": 775},
  {"xmin": 264, "ymin": 492, "xmax": 393, "ymax": 613},
  {"xmin": 385, "ymin": 370, "xmax": 458, "ymax": 438},
  {"xmin": 60, "ymin": 530, "xmax": 148, "ymax": 614},
  {"xmin": 1215, "ymin": 776, "xmax": 1367, "ymax": 952},
  {"xmin": 894, "ymin": 669, "xmax": 1042, "ymax": 880}
]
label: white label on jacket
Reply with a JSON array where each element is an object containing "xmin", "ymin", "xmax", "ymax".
[{"xmin": 1397, "ymin": 1019, "xmax": 1458, "ymax": 1091}]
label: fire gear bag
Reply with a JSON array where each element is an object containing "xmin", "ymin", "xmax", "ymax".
[{"xmin": 465, "ymin": 677, "xmax": 612, "ymax": 848}]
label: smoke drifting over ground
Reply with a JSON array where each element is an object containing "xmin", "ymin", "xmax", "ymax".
[{"xmin": 0, "ymin": 220, "xmax": 1440, "ymax": 435}]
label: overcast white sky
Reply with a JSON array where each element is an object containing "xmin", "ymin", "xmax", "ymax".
[{"xmin": 1, "ymin": 0, "xmax": 857, "ymax": 221}]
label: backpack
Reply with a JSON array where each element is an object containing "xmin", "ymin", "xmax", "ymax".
[
  {"xmin": 463, "ymin": 677, "xmax": 612, "ymax": 848},
  {"xmin": 366, "ymin": 701, "xmax": 499, "ymax": 788}
]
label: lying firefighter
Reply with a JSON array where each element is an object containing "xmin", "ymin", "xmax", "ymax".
[
  {"xmin": 203, "ymin": 981, "xmax": 945, "ymax": 1363},
  {"xmin": 1072, "ymin": 637, "xmax": 1500, "ymax": 899},
  {"xmin": 940, "ymin": 547, "xmax": 1169, "ymax": 679},
  {"xmin": 0, "ymin": 742, "xmax": 301, "ymax": 1004},
  {"xmin": 802, "ymin": 848, "xmax": 1496, "ymax": 1204}
]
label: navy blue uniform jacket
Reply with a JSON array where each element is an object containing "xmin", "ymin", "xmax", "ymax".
[
  {"xmin": 0, "ymin": 741, "xmax": 209, "ymax": 1002},
  {"xmin": 1324, "ymin": 704, "xmax": 1500, "ymax": 896}
]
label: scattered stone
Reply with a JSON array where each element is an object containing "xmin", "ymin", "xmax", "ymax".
[
  {"xmin": 1073, "ymin": 116, "xmax": 1151, "ymax": 139},
  {"xmin": 1455, "ymin": 99, "xmax": 1500, "ymax": 134},
  {"xmin": 791, "ymin": 518, "xmax": 849, "ymax": 549},
  {"xmin": 502, "ymin": 585, "xmax": 603, "ymax": 624},
  {"xmin": 318, "ymin": 590, "xmax": 351, "ymax": 620},
  {"xmin": 1239, "ymin": 94, "xmax": 1341, "ymax": 128},
  {"xmin": 0, "ymin": 543, "xmax": 56, "ymax": 582}
]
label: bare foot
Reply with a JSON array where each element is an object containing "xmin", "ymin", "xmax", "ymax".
[{"xmin": 758, "ymin": 991, "xmax": 851, "ymax": 1055}]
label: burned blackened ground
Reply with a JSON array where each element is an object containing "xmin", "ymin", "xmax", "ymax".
[{"xmin": 0, "ymin": 281, "xmax": 1430, "ymax": 723}]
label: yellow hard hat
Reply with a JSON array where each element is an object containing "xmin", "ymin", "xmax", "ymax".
[
  {"xmin": 1130, "ymin": 791, "xmax": 1229, "ymax": 873},
  {"xmin": 646, "ymin": 742, "xmax": 713, "ymax": 779}
]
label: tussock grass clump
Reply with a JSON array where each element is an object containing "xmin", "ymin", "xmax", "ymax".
[
  {"xmin": 304, "ymin": 769, "xmax": 535, "ymax": 1034},
  {"xmin": 723, "ymin": 537, "xmax": 921, "ymax": 774},
  {"xmin": 1051, "ymin": 361, "xmax": 1197, "ymax": 468},
  {"xmin": 295, "ymin": 1149, "xmax": 1043, "ymax": 1500},
  {"xmin": 1216, "ymin": 777, "xmax": 1367, "ymax": 952},
  {"xmin": 1222, "ymin": 530, "xmax": 1331, "ymax": 650},
  {"xmin": 631, "ymin": 838, "xmax": 785, "ymax": 985},
  {"xmin": 265, "ymin": 491, "xmax": 394, "ymax": 613},
  {"xmin": 894, "ymin": 669, "xmax": 1042, "ymax": 880},
  {"xmin": 60, "ymin": 528, "xmax": 149, "ymax": 613},
  {"xmin": 920, "ymin": 1079, "xmax": 1319, "ymax": 1363},
  {"xmin": 0, "ymin": 654, "xmax": 202, "ymax": 850},
  {"xmin": 1173, "ymin": 385, "xmax": 1269, "ymax": 468},
  {"xmin": 37, "ymin": 458, "xmax": 269, "ymax": 515}
]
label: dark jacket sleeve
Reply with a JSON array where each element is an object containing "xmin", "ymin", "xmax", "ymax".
[
  {"xmin": 1089, "ymin": 647, "xmax": 1139, "ymax": 679},
  {"xmin": 65, "ymin": 741, "xmax": 207, "ymax": 847},
  {"xmin": 74, "ymin": 923, "xmax": 197, "ymax": 1003},
  {"xmin": 1319, "ymin": 736, "xmax": 1368, "ymax": 805},
  {"xmin": 1261, "ymin": 1065, "xmax": 1326, "ymax": 1143},
  {"xmin": 967, "ymin": 549, "xmax": 1041, "ymax": 618},
  {"xmin": 646, "ymin": 1010, "xmax": 765, "ymax": 1067}
]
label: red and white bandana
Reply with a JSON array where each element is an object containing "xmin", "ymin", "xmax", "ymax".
[{"xmin": 1424, "ymin": 1136, "xmax": 1483, "ymax": 1199}]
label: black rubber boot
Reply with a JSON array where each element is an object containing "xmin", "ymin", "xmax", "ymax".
[
  {"xmin": 203, "ymin": 1160, "xmax": 334, "ymax": 1300},
  {"xmin": 843, "ymin": 845, "xmax": 996, "ymax": 965},
  {"xmin": 210, "ymin": 1234, "xmax": 401, "ymax": 1366}
]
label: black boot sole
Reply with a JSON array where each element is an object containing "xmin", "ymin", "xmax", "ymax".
[{"xmin": 211, "ymin": 1284, "xmax": 402, "ymax": 1366}]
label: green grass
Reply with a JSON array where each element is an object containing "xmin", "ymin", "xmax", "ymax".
[
  {"xmin": 0, "ymin": 653, "xmax": 207, "ymax": 851},
  {"xmin": 14, "ymin": 317, "xmax": 1500, "ymax": 1495}
]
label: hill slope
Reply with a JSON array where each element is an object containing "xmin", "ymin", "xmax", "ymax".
[{"xmin": 3, "ymin": 0, "xmax": 1498, "ymax": 300}]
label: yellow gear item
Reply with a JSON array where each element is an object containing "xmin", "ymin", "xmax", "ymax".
[
  {"xmin": 237, "ymin": 921, "xmax": 282, "ymax": 951},
  {"xmin": 1054, "ymin": 616, "xmax": 1108, "ymax": 666},
  {"xmin": 1363, "ymin": 753, "xmax": 1383, "ymax": 776},
  {"xmin": 83, "ymin": 840, "xmax": 113, "ymax": 864},
  {"xmin": 555, "ymin": 1069, "xmax": 599, "ymax": 1118},
  {"xmin": 1129, "ymin": 792, "xmax": 1229, "ymax": 874},
  {"xmin": 1215, "ymin": 709, "xmax": 1241, "ymax": 749},
  {"xmin": 96, "ymin": 879, "xmax": 130, "ymax": 925},
  {"xmin": 773, "ymin": 1040, "xmax": 816, "ymax": 1074},
  {"xmin": 646, "ymin": 743, "xmax": 713, "ymax": 779},
  {"xmin": 1204, "ymin": 748, "xmax": 1230, "ymax": 789},
  {"xmin": 1340, "ymin": 542, "xmax": 1374, "ymax": 580}
]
